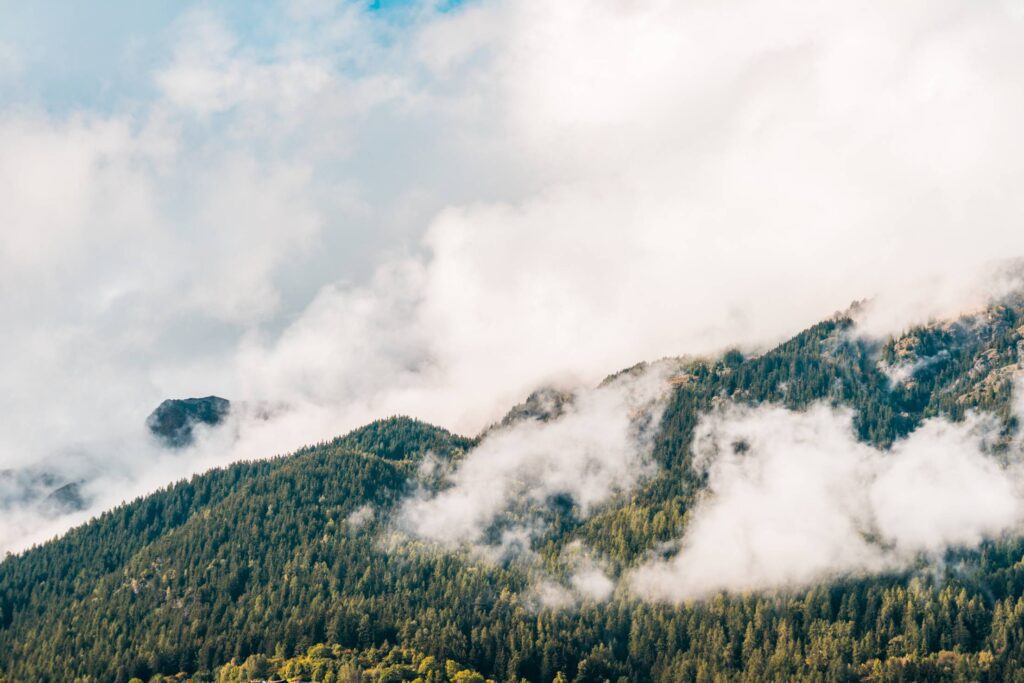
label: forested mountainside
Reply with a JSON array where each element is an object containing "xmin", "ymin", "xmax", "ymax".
[{"xmin": 3, "ymin": 301, "xmax": 1024, "ymax": 683}]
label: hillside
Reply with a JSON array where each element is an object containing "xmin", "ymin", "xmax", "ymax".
[{"xmin": 4, "ymin": 302, "xmax": 1024, "ymax": 682}]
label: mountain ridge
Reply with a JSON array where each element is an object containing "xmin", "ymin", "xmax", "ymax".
[{"xmin": 4, "ymin": 302, "xmax": 1024, "ymax": 681}]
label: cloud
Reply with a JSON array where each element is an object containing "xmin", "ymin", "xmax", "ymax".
[
  {"xmin": 567, "ymin": 547, "xmax": 616, "ymax": 603},
  {"xmin": 526, "ymin": 541, "xmax": 617, "ymax": 608},
  {"xmin": 530, "ymin": 563, "xmax": 616, "ymax": 609},
  {"xmin": 0, "ymin": 416, "xmax": 242, "ymax": 554},
  {"xmin": 5, "ymin": 0, "xmax": 1024, "ymax": 555},
  {"xmin": 397, "ymin": 364, "xmax": 672, "ymax": 556},
  {"xmin": 346, "ymin": 504, "xmax": 374, "ymax": 529},
  {"xmin": 629, "ymin": 402, "xmax": 1024, "ymax": 602},
  {"xmin": 229, "ymin": 0, "xmax": 1024, "ymax": 441}
]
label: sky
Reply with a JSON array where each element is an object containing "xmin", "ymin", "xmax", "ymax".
[{"xmin": 3, "ymin": 0, "xmax": 1024, "ymax": 556}]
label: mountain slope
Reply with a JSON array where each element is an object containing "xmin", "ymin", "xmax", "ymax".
[{"xmin": 3, "ymin": 304, "xmax": 1024, "ymax": 682}]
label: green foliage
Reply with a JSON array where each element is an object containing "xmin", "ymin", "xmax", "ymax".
[
  {"xmin": 3, "ymin": 303, "xmax": 1024, "ymax": 682},
  {"xmin": 210, "ymin": 643, "xmax": 490, "ymax": 683}
]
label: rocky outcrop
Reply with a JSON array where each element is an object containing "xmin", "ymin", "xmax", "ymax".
[{"xmin": 146, "ymin": 396, "xmax": 231, "ymax": 448}]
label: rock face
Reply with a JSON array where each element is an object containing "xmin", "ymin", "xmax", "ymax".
[{"xmin": 146, "ymin": 396, "xmax": 231, "ymax": 448}]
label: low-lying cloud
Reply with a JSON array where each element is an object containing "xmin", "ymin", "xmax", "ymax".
[
  {"xmin": 398, "ymin": 364, "xmax": 672, "ymax": 558},
  {"xmin": 530, "ymin": 542, "xmax": 617, "ymax": 608},
  {"xmin": 0, "ymin": 416, "xmax": 243, "ymax": 554},
  {"xmin": 631, "ymin": 402, "xmax": 1024, "ymax": 602}
]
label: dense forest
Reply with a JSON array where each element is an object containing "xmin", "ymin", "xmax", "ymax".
[{"xmin": 3, "ymin": 301, "xmax": 1024, "ymax": 682}]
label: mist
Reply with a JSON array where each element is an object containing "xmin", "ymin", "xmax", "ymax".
[
  {"xmin": 630, "ymin": 401, "xmax": 1024, "ymax": 602},
  {"xmin": 397, "ymin": 364, "xmax": 671, "ymax": 559},
  {"xmin": 6, "ymin": 0, "xmax": 1024, "ymax": 555}
]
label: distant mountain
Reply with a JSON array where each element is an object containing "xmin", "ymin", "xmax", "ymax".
[
  {"xmin": 3, "ymin": 301, "xmax": 1024, "ymax": 682},
  {"xmin": 146, "ymin": 396, "xmax": 231, "ymax": 448},
  {"xmin": 0, "ymin": 467, "xmax": 89, "ymax": 519},
  {"xmin": 38, "ymin": 481, "xmax": 87, "ymax": 515}
]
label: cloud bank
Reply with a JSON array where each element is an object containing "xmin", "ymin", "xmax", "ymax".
[
  {"xmin": 398, "ymin": 364, "xmax": 671, "ymax": 558},
  {"xmin": 631, "ymin": 402, "xmax": 1024, "ymax": 602},
  {"xmin": 5, "ymin": 0, "xmax": 1024, "ymax": 553}
]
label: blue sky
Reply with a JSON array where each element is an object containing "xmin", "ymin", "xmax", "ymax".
[
  {"xmin": 0, "ymin": 1, "xmax": 179, "ymax": 109},
  {"xmin": 0, "ymin": 0, "xmax": 462, "ymax": 112}
]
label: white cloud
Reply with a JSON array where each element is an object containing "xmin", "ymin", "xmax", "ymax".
[
  {"xmin": 630, "ymin": 402, "xmax": 1024, "ymax": 602},
  {"xmin": 529, "ymin": 564, "xmax": 615, "ymax": 609},
  {"xmin": 6, "ymin": 0, "xmax": 1024, "ymax": 556},
  {"xmin": 526, "ymin": 541, "xmax": 617, "ymax": 608},
  {"xmin": 0, "ymin": 115, "xmax": 149, "ymax": 272},
  {"xmin": 397, "ymin": 365, "xmax": 672, "ymax": 554},
  {"xmin": 570, "ymin": 563, "xmax": 615, "ymax": 602},
  {"xmin": 228, "ymin": 0, "xmax": 1024, "ymax": 442},
  {"xmin": 346, "ymin": 504, "xmax": 374, "ymax": 529}
]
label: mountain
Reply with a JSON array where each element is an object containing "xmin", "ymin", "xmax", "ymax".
[
  {"xmin": 3, "ymin": 301, "xmax": 1024, "ymax": 682},
  {"xmin": 38, "ymin": 481, "xmax": 87, "ymax": 515},
  {"xmin": 0, "ymin": 468, "xmax": 89, "ymax": 520}
]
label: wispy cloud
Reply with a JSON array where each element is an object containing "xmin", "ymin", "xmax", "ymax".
[{"xmin": 397, "ymin": 364, "xmax": 672, "ymax": 558}]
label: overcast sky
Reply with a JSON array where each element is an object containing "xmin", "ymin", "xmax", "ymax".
[{"xmin": 3, "ymin": 0, "xmax": 1024, "ymax": 553}]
